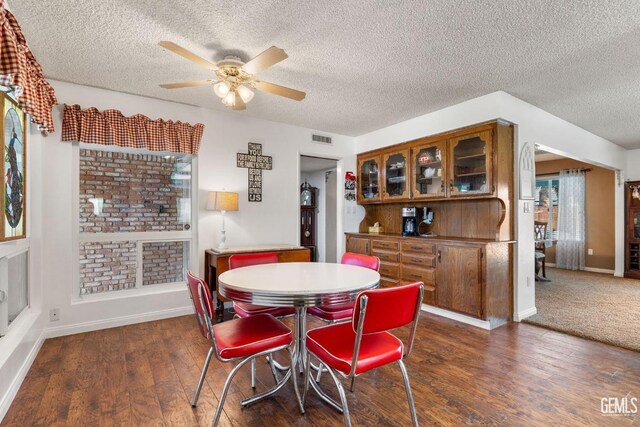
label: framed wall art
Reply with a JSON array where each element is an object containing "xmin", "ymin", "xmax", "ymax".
[{"xmin": 1, "ymin": 93, "xmax": 27, "ymax": 241}]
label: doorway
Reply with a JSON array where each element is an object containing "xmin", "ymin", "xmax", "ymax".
[
  {"xmin": 300, "ymin": 155, "xmax": 339, "ymax": 262},
  {"xmin": 524, "ymin": 148, "xmax": 640, "ymax": 352}
]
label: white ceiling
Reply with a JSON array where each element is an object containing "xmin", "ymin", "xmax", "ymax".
[{"xmin": 11, "ymin": 1, "xmax": 640, "ymax": 148}]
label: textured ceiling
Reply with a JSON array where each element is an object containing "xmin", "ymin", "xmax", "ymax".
[{"xmin": 11, "ymin": 1, "xmax": 640, "ymax": 147}]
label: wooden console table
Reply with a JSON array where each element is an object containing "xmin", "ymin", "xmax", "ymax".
[{"xmin": 204, "ymin": 244, "xmax": 311, "ymax": 321}]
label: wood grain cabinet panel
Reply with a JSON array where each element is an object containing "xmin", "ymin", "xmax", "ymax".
[
  {"xmin": 372, "ymin": 239, "xmax": 400, "ymax": 251},
  {"xmin": 372, "ymin": 249, "xmax": 400, "ymax": 263},
  {"xmin": 379, "ymin": 262, "xmax": 400, "ymax": 278},
  {"xmin": 401, "ymin": 265, "xmax": 436, "ymax": 285},
  {"xmin": 346, "ymin": 236, "xmax": 370, "ymax": 255},
  {"xmin": 401, "ymin": 253, "xmax": 436, "ymax": 268},
  {"xmin": 401, "ymin": 241, "xmax": 436, "ymax": 254},
  {"xmin": 436, "ymin": 244, "xmax": 483, "ymax": 318}
]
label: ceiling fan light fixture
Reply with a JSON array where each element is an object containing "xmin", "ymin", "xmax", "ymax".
[
  {"xmin": 237, "ymin": 85, "xmax": 254, "ymax": 103},
  {"xmin": 222, "ymin": 90, "xmax": 236, "ymax": 107},
  {"xmin": 213, "ymin": 80, "xmax": 230, "ymax": 98}
]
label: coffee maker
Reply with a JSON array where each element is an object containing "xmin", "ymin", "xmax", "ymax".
[{"xmin": 402, "ymin": 207, "xmax": 418, "ymax": 236}]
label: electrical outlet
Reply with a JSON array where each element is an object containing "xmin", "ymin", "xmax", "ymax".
[
  {"xmin": 49, "ymin": 308, "xmax": 60, "ymax": 322},
  {"xmin": 588, "ymin": 249, "xmax": 593, "ymax": 255}
]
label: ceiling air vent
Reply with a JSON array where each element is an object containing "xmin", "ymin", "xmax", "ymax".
[{"xmin": 311, "ymin": 134, "xmax": 332, "ymax": 145}]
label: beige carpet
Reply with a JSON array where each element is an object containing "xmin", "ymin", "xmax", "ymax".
[{"xmin": 524, "ymin": 268, "xmax": 640, "ymax": 352}]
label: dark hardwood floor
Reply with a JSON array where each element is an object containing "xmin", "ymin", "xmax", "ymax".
[{"xmin": 2, "ymin": 312, "xmax": 639, "ymax": 426}]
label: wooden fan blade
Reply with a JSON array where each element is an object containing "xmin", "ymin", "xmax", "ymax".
[
  {"xmin": 159, "ymin": 80, "xmax": 212, "ymax": 89},
  {"xmin": 233, "ymin": 91, "xmax": 246, "ymax": 111},
  {"xmin": 159, "ymin": 41, "xmax": 219, "ymax": 71},
  {"xmin": 253, "ymin": 80, "xmax": 306, "ymax": 101},
  {"xmin": 242, "ymin": 46, "xmax": 288, "ymax": 75}
]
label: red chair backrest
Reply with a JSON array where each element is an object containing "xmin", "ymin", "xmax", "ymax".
[
  {"xmin": 353, "ymin": 282, "xmax": 423, "ymax": 334},
  {"xmin": 187, "ymin": 272, "xmax": 215, "ymax": 340},
  {"xmin": 341, "ymin": 252, "xmax": 380, "ymax": 272},
  {"xmin": 229, "ymin": 251, "xmax": 279, "ymax": 269}
]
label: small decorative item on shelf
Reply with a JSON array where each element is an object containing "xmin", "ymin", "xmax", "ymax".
[
  {"xmin": 368, "ymin": 222, "xmax": 383, "ymax": 233},
  {"xmin": 418, "ymin": 152, "xmax": 432, "ymax": 165},
  {"xmin": 457, "ymin": 183, "xmax": 471, "ymax": 192},
  {"xmin": 435, "ymin": 149, "xmax": 441, "ymax": 161},
  {"xmin": 423, "ymin": 167, "xmax": 436, "ymax": 178}
]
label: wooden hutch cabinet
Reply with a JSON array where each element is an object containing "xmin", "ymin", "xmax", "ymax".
[
  {"xmin": 448, "ymin": 129, "xmax": 493, "ymax": 197},
  {"xmin": 357, "ymin": 154, "xmax": 382, "ymax": 204},
  {"xmin": 381, "ymin": 148, "xmax": 410, "ymax": 201},
  {"xmin": 410, "ymin": 139, "xmax": 447, "ymax": 199},
  {"xmin": 355, "ymin": 121, "xmax": 509, "ymax": 203},
  {"xmin": 625, "ymin": 181, "xmax": 640, "ymax": 279},
  {"xmin": 349, "ymin": 120, "xmax": 514, "ymax": 329}
]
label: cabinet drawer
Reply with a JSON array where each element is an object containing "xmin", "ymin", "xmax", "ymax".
[
  {"xmin": 372, "ymin": 239, "xmax": 400, "ymax": 251},
  {"xmin": 401, "ymin": 253, "xmax": 436, "ymax": 268},
  {"xmin": 380, "ymin": 277, "xmax": 400, "ymax": 288},
  {"xmin": 401, "ymin": 266, "xmax": 435, "ymax": 285},
  {"xmin": 401, "ymin": 241, "xmax": 436, "ymax": 254},
  {"xmin": 379, "ymin": 262, "xmax": 400, "ymax": 279},
  {"xmin": 372, "ymin": 250, "xmax": 400, "ymax": 263}
]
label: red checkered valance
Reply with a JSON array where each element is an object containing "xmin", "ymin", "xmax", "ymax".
[
  {"xmin": 61, "ymin": 104, "xmax": 205, "ymax": 154},
  {"xmin": 0, "ymin": 1, "xmax": 57, "ymax": 133}
]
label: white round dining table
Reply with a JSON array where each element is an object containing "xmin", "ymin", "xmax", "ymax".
[{"xmin": 218, "ymin": 262, "xmax": 380, "ymax": 371}]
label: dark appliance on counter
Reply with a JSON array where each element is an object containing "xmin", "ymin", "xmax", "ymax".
[
  {"xmin": 402, "ymin": 207, "xmax": 418, "ymax": 236},
  {"xmin": 418, "ymin": 206, "xmax": 434, "ymax": 236}
]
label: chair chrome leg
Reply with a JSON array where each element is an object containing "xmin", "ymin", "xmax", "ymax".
[
  {"xmin": 288, "ymin": 347, "xmax": 305, "ymax": 414},
  {"xmin": 191, "ymin": 346, "xmax": 214, "ymax": 407},
  {"xmin": 315, "ymin": 362, "xmax": 324, "ymax": 383},
  {"xmin": 251, "ymin": 358, "xmax": 256, "ymax": 388},
  {"xmin": 397, "ymin": 359, "xmax": 418, "ymax": 427},
  {"xmin": 212, "ymin": 355, "xmax": 254, "ymax": 426},
  {"xmin": 267, "ymin": 354, "xmax": 279, "ymax": 385},
  {"xmin": 325, "ymin": 365, "xmax": 351, "ymax": 427},
  {"xmin": 349, "ymin": 376, "xmax": 356, "ymax": 392}
]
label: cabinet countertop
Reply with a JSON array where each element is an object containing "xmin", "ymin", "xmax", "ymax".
[{"xmin": 345, "ymin": 232, "xmax": 515, "ymax": 245}]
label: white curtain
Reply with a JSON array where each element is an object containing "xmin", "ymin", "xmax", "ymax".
[{"xmin": 556, "ymin": 169, "xmax": 586, "ymax": 270}]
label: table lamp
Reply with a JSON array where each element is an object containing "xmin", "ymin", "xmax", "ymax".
[{"xmin": 207, "ymin": 191, "xmax": 239, "ymax": 250}]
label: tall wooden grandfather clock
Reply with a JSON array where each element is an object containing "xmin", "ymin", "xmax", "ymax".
[{"xmin": 300, "ymin": 181, "xmax": 318, "ymax": 262}]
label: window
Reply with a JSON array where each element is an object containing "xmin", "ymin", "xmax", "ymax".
[
  {"xmin": 77, "ymin": 148, "xmax": 193, "ymax": 295},
  {"xmin": 0, "ymin": 249, "xmax": 29, "ymax": 336},
  {"xmin": 535, "ymin": 177, "xmax": 559, "ymax": 240}
]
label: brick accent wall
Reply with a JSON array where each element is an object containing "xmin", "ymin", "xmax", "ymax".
[
  {"xmin": 79, "ymin": 149, "xmax": 190, "ymax": 233},
  {"xmin": 79, "ymin": 241, "xmax": 137, "ymax": 294},
  {"xmin": 78, "ymin": 150, "xmax": 191, "ymax": 294},
  {"xmin": 142, "ymin": 241, "xmax": 188, "ymax": 286}
]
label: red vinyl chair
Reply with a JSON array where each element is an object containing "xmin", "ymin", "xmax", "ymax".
[
  {"xmin": 228, "ymin": 252, "xmax": 296, "ymax": 387},
  {"xmin": 307, "ymin": 252, "xmax": 380, "ymax": 323},
  {"xmin": 303, "ymin": 282, "xmax": 424, "ymax": 427},
  {"xmin": 186, "ymin": 272, "xmax": 303, "ymax": 426}
]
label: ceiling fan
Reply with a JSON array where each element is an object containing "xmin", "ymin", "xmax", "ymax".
[{"xmin": 158, "ymin": 41, "xmax": 306, "ymax": 111}]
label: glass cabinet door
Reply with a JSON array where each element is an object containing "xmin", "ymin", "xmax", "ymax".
[
  {"xmin": 358, "ymin": 155, "xmax": 381, "ymax": 203},
  {"xmin": 448, "ymin": 130, "xmax": 493, "ymax": 196},
  {"xmin": 382, "ymin": 149, "xmax": 410, "ymax": 200},
  {"xmin": 411, "ymin": 141, "xmax": 446, "ymax": 199}
]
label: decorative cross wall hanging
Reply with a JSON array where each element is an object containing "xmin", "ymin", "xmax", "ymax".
[{"xmin": 237, "ymin": 142, "xmax": 272, "ymax": 202}]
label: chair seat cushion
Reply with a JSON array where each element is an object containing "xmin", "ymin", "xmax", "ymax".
[
  {"xmin": 307, "ymin": 302, "xmax": 354, "ymax": 322},
  {"xmin": 233, "ymin": 302, "xmax": 296, "ymax": 318},
  {"xmin": 306, "ymin": 322, "xmax": 403, "ymax": 375},
  {"xmin": 213, "ymin": 313, "xmax": 292, "ymax": 359}
]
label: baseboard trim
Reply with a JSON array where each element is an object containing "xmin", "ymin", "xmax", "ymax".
[
  {"xmin": 544, "ymin": 263, "xmax": 615, "ymax": 275},
  {"xmin": 421, "ymin": 304, "xmax": 491, "ymax": 330},
  {"xmin": 514, "ymin": 307, "xmax": 537, "ymax": 321},
  {"xmin": 0, "ymin": 332, "xmax": 45, "ymax": 422},
  {"xmin": 584, "ymin": 267, "xmax": 615, "ymax": 275},
  {"xmin": 44, "ymin": 306, "xmax": 193, "ymax": 339}
]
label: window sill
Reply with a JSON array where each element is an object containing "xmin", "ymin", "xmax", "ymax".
[{"xmin": 71, "ymin": 282, "xmax": 186, "ymax": 305}]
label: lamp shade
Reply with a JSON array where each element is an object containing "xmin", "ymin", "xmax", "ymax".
[{"xmin": 206, "ymin": 191, "xmax": 239, "ymax": 212}]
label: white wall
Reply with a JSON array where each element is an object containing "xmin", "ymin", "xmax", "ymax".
[
  {"xmin": 626, "ymin": 149, "xmax": 640, "ymax": 181},
  {"xmin": 354, "ymin": 91, "xmax": 628, "ymax": 321}
]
